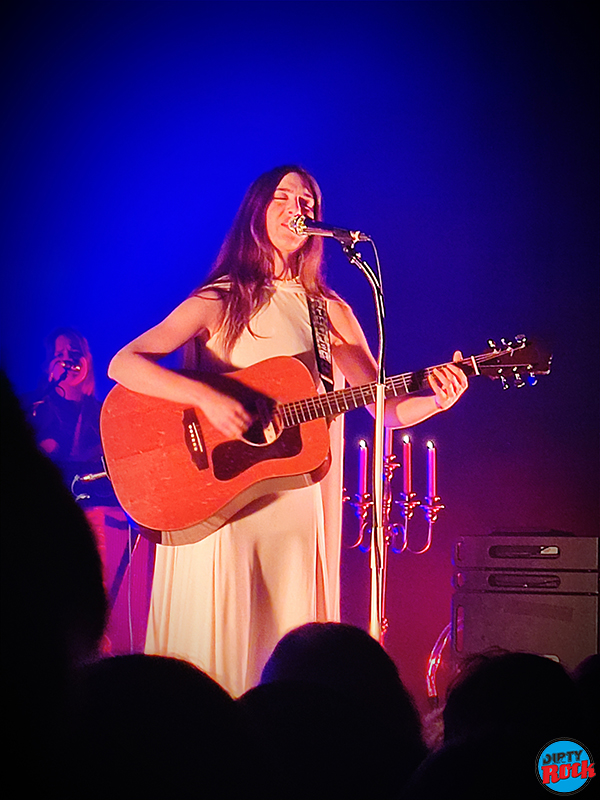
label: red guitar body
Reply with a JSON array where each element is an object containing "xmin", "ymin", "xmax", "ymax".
[{"xmin": 100, "ymin": 356, "xmax": 330, "ymax": 544}]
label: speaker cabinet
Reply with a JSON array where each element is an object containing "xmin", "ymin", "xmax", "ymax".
[{"xmin": 451, "ymin": 535, "xmax": 599, "ymax": 672}]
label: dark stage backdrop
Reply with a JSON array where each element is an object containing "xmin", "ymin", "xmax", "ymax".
[{"xmin": 3, "ymin": 1, "xmax": 598, "ymax": 712}]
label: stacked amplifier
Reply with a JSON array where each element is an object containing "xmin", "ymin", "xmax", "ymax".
[{"xmin": 451, "ymin": 534, "xmax": 599, "ymax": 672}]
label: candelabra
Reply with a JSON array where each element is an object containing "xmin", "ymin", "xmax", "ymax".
[{"xmin": 348, "ymin": 431, "xmax": 445, "ymax": 642}]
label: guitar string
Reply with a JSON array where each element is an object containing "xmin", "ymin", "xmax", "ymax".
[
  {"xmin": 281, "ymin": 359, "xmax": 475, "ymax": 423},
  {"xmin": 276, "ymin": 349, "xmax": 535, "ymax": 428},
  {"xmin": 281, "ymin": 364, "xmax": 476, "ymax": 425}
]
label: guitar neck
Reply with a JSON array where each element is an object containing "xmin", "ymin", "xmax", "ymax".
[{"xmin": 277, "ymin": 357, "xmax": 478, "ymax": 428}]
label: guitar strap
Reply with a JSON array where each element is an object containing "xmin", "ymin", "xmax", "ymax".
[{"xmin": 307, "ymin": 295, "xmax": 334, "ymax": 393}]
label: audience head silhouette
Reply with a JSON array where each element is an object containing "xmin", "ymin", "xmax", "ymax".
[
  {"xmin": 73, "ymin": 654, "xmax": 254, "ymax": 797},
  {"xmin": 240, "ymin": 622, "xmax": 427, "ymax": 798},
  {"xmin": 1, "ymin": 370, "xmax": 108, "ymax": 789},
  {"xmin": 403, "ymin": 649, "xmax": 587, "ymax": 800},
  {"xmin": 443, "ymin": 649, "xmax": 583, "ymax": 744}
]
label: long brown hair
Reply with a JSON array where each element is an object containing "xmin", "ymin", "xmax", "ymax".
[{"xmin": 195, "ymin": 165, "xmax": 333, "ymax": 352}]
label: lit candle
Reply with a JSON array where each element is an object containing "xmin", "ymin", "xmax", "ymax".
[
  {"xmin": 402, "ymin": 434, "xmax": 412, "ymax": 496},
  {"xmin": 358, "ymin": 439, "xmax": 368, "ymax": 497},
  {"xmin": 427, "ymin": 440, "xmax": 437, "ymax": 499}
]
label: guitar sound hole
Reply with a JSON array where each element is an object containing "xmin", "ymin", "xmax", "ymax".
[
  {"xmin": 241, "ymin": 397, "xmax": 281, "ymax": 446},
  {"xmin": 243, "ymin": 418, "xmax": 273, "ymax": 445}
]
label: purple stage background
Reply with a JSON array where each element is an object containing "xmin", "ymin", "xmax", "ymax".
[{"xmin": 3, "ymin": 1, "xmax": 598, "ymax": 711}]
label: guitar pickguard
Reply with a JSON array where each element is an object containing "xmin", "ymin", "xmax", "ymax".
[{"xmin": 212, "ymin": 426, "xmax": 303, "ymax": 481}]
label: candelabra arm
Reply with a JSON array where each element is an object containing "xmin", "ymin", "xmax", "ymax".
[
  {"xmin": 348, "ymin": 493, "xmax": 372, "ymax": 549},
  {"xmin": 404, "ymin": 495, "xmax": 444, "ymax": 554}
]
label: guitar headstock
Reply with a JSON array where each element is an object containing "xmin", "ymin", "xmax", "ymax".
[{"xmin": 474, "ymin": 336, "xmax": 552, "ymax": 388}]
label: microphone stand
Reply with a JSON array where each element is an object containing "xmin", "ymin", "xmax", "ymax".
[{"xmin": 339, "ymin": 237, "xmax": 388, "ymax": 644}]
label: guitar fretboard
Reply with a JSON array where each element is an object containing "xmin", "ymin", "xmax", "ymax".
[
  {"xmin": 274, "ymin": 342, "xmax": 543, "ymax": 428},
  {"xmin": 277, "ymin": 365, "xmax": 446, "ymax": 428}
]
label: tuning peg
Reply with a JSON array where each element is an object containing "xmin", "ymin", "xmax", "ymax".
[
  {"xmin": 500, "ymin": 374, "xmax": 510, "ymax": 390},
  {"xmin": 513, "ymin": 370, "xmax": 526, "ymax": 388},
  {"xmin": 514, "ymin": 334, "xmax": 527, "ymax": 345},
  {"xmin": 487, "ymin": 339, "xmax": 498, "ymax": 350},
  {"xmin": 527, "ymin": 372, "xmax": 538, "ymax": 387}
]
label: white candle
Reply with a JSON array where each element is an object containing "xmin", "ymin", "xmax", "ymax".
[
  {"xmin": 427, "ymin": 440, "xmax": 437, "ymax": 498},
  {"xmin": 358, "ymin": 439, "xmax": 368, "ymax": 497},
  {"xmin": 402, "ymin": 434, "xmax": 412, "ymax": 496}
]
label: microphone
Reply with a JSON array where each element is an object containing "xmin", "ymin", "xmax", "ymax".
[
  {"xmin": 288, "ymin": 214, "xmax": 371, "ymax": 243},
  {"xmin": 38, "ymin": 365, "xmax": 69, "ymax": 403}
]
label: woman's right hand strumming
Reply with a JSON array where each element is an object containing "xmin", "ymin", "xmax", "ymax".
[{"xmin": 192, "ymin": 382, "xmax": 252, "ymax": 440}]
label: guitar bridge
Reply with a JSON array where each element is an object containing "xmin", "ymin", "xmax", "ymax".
[{"xmin": 183, "ymin": 409, "xmax": 209, "ymax": 471}]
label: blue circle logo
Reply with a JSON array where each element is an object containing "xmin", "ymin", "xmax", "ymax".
[{"xmin": 536, "ymin": 739, "xmax": 595, "ymax": 794}]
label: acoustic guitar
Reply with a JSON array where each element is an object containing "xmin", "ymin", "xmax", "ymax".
[{"xmin": 100, "ymin": 337, "xmax": 551, "ymax": 544}]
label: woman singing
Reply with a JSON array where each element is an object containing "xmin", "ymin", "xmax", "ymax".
[
  {"xmin": 108, "ymin": 165, "xmax": 468, "ymax": 696},
  {"xmin": 28, "ymin": 327, "xmax": 104, "ymax": 495}
]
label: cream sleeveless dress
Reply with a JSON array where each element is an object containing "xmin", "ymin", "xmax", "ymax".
[{"xmin": 145, "ymin": 281, "xmax": 344, "ymax": 697}]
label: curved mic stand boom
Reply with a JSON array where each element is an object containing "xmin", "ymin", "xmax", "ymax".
[{"xmin": 339, "ymin": 235, "xmax": 388, "ymax": 644}]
